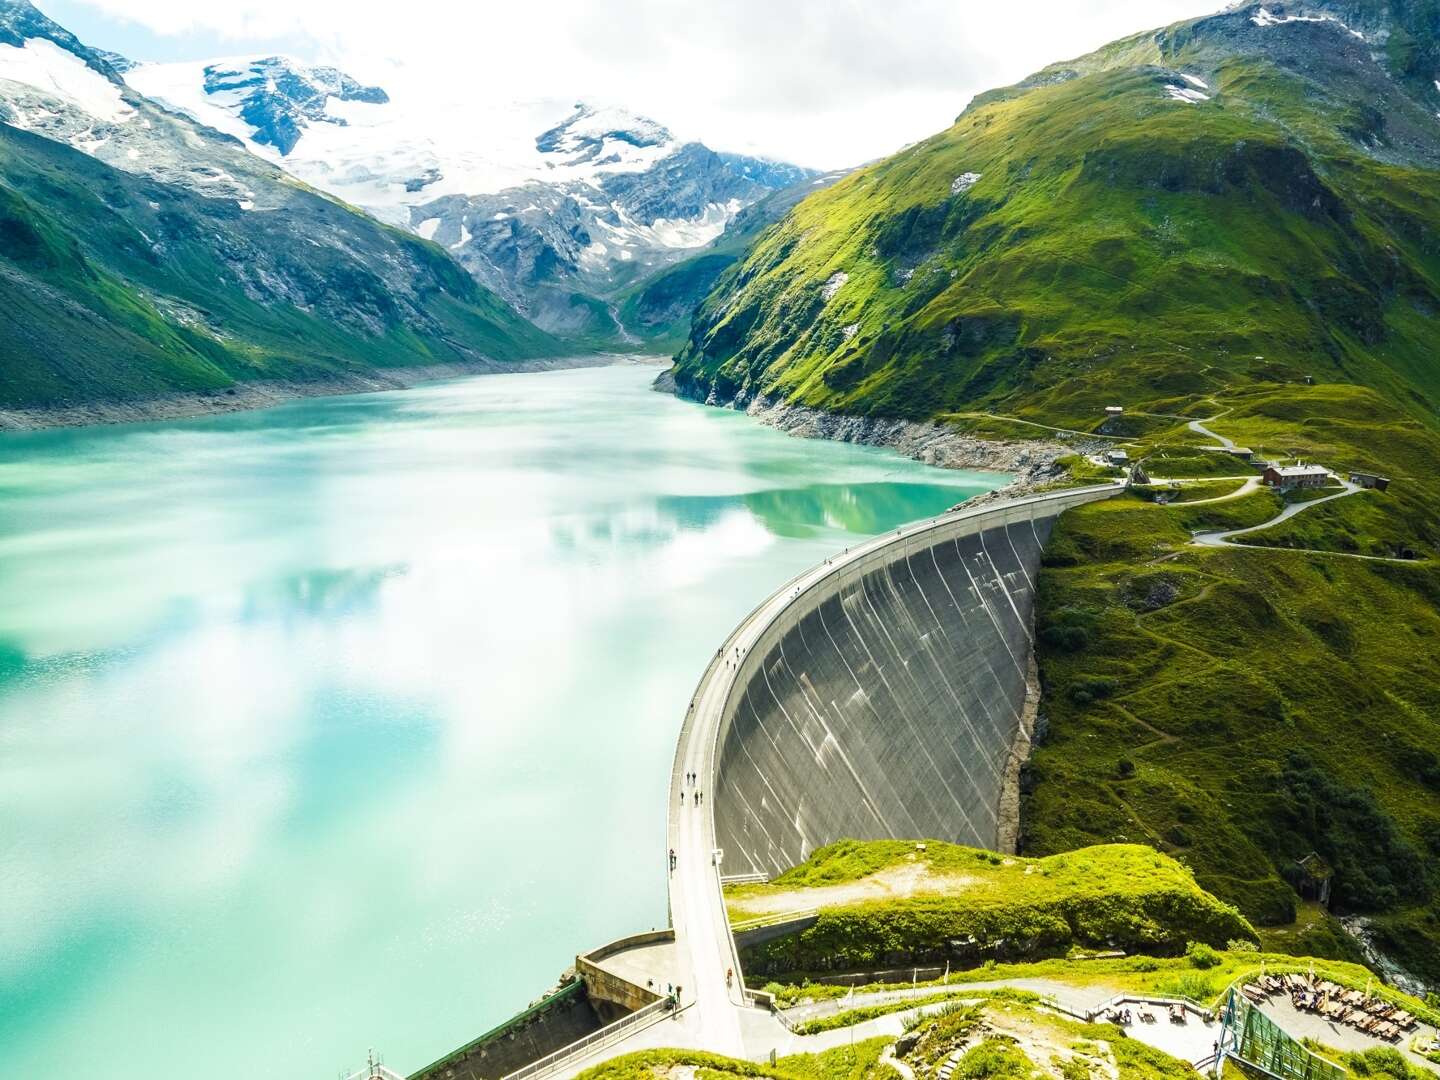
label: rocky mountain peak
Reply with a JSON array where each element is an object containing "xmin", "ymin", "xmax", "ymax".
[
  {"xmin": 0, "ymin": 0, "xmax": 125, "ymax": 82},
  {"xmin": 198, "ymin": 55, "xmax": 388, "ymax": 155},
  {"xmin": 534, "ymin": 103, "xmax": 674, "ymax": 165}
]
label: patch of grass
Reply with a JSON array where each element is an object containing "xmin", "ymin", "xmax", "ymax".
[
  {"xmin": 728, "ymin": 841, "xmax": 1254, "ymax": 979},
  {"xmin": 1166, "ymin": 489, "xmax": 1284, "ymax": 533},
  {"xmin": 1339, "ymin": 1046, "xmax": 1434, "ymax": 1080},
  {"xmin": 1255, "ymin": 903, "xmax": 1368, "ymax": 967},
  {"xmin": 574, "ymin": 1040, "xmax": 895, "ymax": 1080},
  {"xmin": 791, "ymin": 990, "xmax": 1040, "ymax": 1035},
  {"xmin": 1132, "ymin": 479, "xmax": 1250, "ymax": 503}
]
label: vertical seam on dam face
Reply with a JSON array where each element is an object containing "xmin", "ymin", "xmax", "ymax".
[{"xmin": 709, "ymin": 487, "xmax": 1115, "ymax": 878}]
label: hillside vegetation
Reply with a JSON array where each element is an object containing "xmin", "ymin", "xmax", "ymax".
[
  {"xmin": 0, "ymin": 123, "xmax": 558, "ymax": 413},
  {"xmin": 578, "ymin": 998, "xmax": 1199, "ymax": 1080},
  {"xmin": 725, "ymin": 840, "xmax": 1254, "ymax": 979},
  {"xmin": 670, "ymin": 0, "xmax": 1440, "ymax": 987},
  {"xmin": 673, "ymin": 3, "xmax": 1440, "ymax": 426}
]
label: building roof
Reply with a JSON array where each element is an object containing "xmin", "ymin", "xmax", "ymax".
[{"xmin": 1271, "ymin": 464, "xmax": 1328, "ymax": 477}]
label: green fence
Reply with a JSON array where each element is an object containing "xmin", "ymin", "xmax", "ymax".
[{"xmin": 1221, "ymin": 989, "xmax": 1343, "ymax": 1080}]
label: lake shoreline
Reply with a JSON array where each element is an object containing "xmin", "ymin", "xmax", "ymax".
[
  {"xmin": 654, "ymin": 368, "xmax": 1096, "ymax": 500},
  {"xmin": 0, "ymin": 353, "xmax": 663, "ymax": 433}
]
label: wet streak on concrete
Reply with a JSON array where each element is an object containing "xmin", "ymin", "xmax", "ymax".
[{"xmin": 712, "ymin": 496, "xmax": 1095, "ymax": 877}]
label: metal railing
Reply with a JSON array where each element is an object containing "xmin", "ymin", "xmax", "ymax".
[
  {"xmin": 728, "ymin": 908, "xmax": 819, "ymax": 934},
  {"xmin": 340, "ymin": 1053, "xmax": 406, "ymax": 1080},
  {"xmin": 719, "ymin": 871, "xmax": 770, "ymax": 886},
  {"xmin": 499, "ymin": 996, "xmax": 679, "ymax": 1080}
]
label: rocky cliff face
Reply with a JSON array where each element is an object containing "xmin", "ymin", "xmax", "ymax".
[{"xmin": 417, "ymin": 140, "xmax": 814, "ymax": 334}]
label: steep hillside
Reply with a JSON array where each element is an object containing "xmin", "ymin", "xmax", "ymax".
[
  {"xmin": 668, "ymin": 0, "xmax": 1440, "ymax": 987},
  {"xmin": 614, "ymin": 170, "xmax": 848, "ymax": 349},
  {"xmin": 0, "ymin": 0, "xmax": 557, "ymax": 417},
  {"xmin": 673, "ymin": 0, "xmax": 1440, "ymax": 424}
]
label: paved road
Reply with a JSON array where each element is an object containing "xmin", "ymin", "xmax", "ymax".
[
  {"xmin": 1188, "ymin": 417, "xmax": 1235, "ymax": 449},
  {"xmin": 1192, "ymin": 479, "xmax": 1360, "ymax": 547}
]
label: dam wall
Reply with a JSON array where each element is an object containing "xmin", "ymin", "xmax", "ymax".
[
  {"xmin": 711, "ymin": 485, "xmax": 1114, "ymax": 878},
  {"xmin": 408, "ymin": 980, "xmax": 603, "ymax": 1080}
]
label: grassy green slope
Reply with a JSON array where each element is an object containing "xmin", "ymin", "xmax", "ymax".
[
  {"xmin": 0, "ymin": 123, "xmax": 557, "ymax": 410},
  {"xmin": 673, "ymin": 19, "xmax": 1440, "ymax": 425},
  {"xmin": 726, "ymin": 840, "xmax": 1255, "ymax": 978}
]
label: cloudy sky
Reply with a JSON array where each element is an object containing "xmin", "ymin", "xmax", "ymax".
[{"xmin": 47, "ymin": 0, "xmax": 1222, "ymax": 167}]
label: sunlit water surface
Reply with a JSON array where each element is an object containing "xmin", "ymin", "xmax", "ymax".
[{"xmin": 0, "ymin": 363, "xmax": 1005, "ymax": 1079}]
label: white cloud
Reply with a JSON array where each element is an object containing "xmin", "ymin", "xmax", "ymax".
[{"xmin": 63, "ymin": 0, "xmax": 1223, "ymax": 167}]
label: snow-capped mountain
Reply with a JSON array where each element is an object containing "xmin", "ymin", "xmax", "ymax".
[
  {"xmin": 124, "ymin": 55, "xmax": 817, "ymax": 335},
  {"xmin": 196, "ymin": 55, "xmax": 389, "ymax": 155},
  {"xmin": 0, "ymin": 0, "xmax": 555, "ymax": 410}
]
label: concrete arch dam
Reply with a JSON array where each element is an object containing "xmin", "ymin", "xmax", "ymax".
[{"xmin": 709, "ymin": 484, "xmax": 1115, "ymax": 878}]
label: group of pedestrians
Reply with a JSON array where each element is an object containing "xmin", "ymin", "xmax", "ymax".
[{"xmin": 679, "ymin": 771, "xmax": 703, "ymax": 807}]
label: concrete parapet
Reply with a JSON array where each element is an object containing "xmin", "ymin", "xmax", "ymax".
[{"xmin": 577, "ymin": 931, "xmax": 671, "ymax": 1021}]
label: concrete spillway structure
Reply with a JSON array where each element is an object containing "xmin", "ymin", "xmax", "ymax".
[{"xmin": 709, "ymin": 484, "xmax": 1116, "ymax": 876}]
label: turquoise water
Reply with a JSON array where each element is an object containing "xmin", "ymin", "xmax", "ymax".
[{"xmin": 0, "ymin": 363, "xmax": 1005, "ymax": 1079}]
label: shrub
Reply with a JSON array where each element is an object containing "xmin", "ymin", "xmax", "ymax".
[
  {"xmin": 1342, "ymin": 1046, "xmax": 1429, "ymax": 1079},
  {"xmin": 1227, "ymin": 938, "xmax": 1259, "ymax": 953},
  {"xmin": 1185, "ymin": 941, "xmax": 1221, "ymax": 969},
  {"xmin": 1159, "ymin": 971, "xmax": 1217, "ymax": 1003},
  {"xmin": 1070, "ymin": 675, "xmax": 1119, "ymax": 705},
  {"xmin": 1117, "ymin": 758, "xmax": 1136, "ymax": 779}
]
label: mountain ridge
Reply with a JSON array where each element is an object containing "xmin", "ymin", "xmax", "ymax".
[
  {"xmin": 0, "ymin": 0, "xmax": 561, "ymax": 416},
  {"xmin": 123, "ymin": 52, "xmax": 818, "ymax": 339}
]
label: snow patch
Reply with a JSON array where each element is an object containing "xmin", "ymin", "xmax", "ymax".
[
  {"xmin": 1165, "ymin": 85, "xmax": 1211, "ymax": 103},
  {"xmin": 450, "ymin": 224, "xmax": 471, "ymax": 249},
  {"xmin": 1251, "ymin": 7, "xmax": 1366, "ymax": 40},
  {"xmin": 0, "ymin": 38, "xmax": 134, "ymax": 123},
  {"xmin": 72, "ymin": 130, "xmax": 110, "ymax": 154},
  {"xmin": 1181, "ymin": 74, "xmax": 1210, "ymax": 90},
  {"xmin": 822, "ymin": 272, "xmax": 848, "ymax": 302},
  {"xmin": 237, "ymin": 199, "xmax": 255, "ymax": 210},
  {"xmin": 950, "ymin": 172, "xmax": 982, "ymax": 195},
  {"xmin": 416, "ymin": 217, "xmax": 440, "ymax": 240}
]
